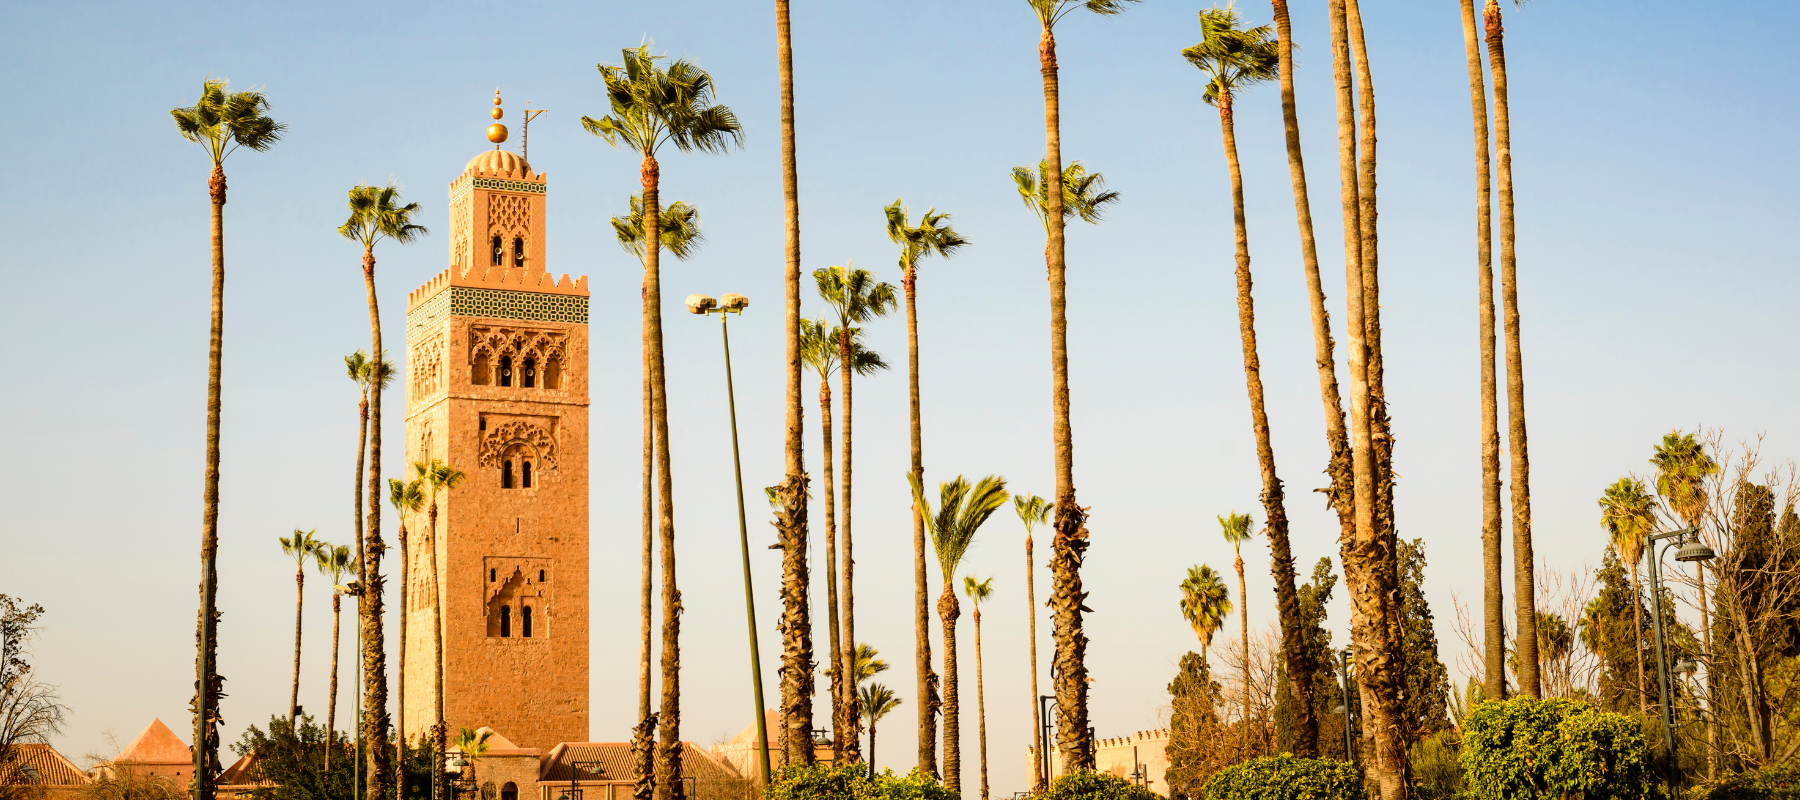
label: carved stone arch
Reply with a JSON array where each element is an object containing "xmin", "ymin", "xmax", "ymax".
[{"xmin": 479, "ymin": 420, "xmax": 557, "ymax": 470}]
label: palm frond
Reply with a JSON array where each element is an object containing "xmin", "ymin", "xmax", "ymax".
[
  {"xmin": 171, "ymin": 77, "xmax": 285, "ymax": 164},
  {"xmin": 613, "ymin": 194, "xmax": 705, "ymax": 262},
  {"xmin": 911, "ymin": 472, "xmax": 1009, "ymax": 582},
  {"xmin": 1014, "ymin": 160, "xmax": 1121, "ymax": 232},
  {"xmin": 885, "ymin": 199, "xmax": 970, "ymax": 276},
  {"xmin": 585, "ymin": 45, "xmax": 742, "ymax": 158},
  {"xmin": 345, "ymin": 351, "xmax": 370, "ymax": 385},
  {"xmin": 1599, "ymin": 477, "xmax": 1656, "ymax": 565},
  {"xmin": 1183, "ymin": 7, "xmax": 1280, "ymax": 108},
  {"xmin": 1218, "ymin": 511, "xmax": 1256, "ymax": 550},
  {"xmin": 963, "ymin": 575, "xmax": 994, "ymax": 606},
  {"xmin": 814, "ymin": 263, "xmax": 898, "ymax": 330},
  {"xmin": 860, "ymin": 683, "xmax": 901, "ymax": 723},
  {"xmin": 389, "ymin": 477, "xmax": 425, "ymax": 515},
  {"xmin": 1179, "ymin": 564, "xmax": 1233, "ymax": 649},
  {"xmin": 339, "ymin": 183, "xmax": 428, "ymax": 249},
  {"xmin": 1014, "ymin": 494, "xmax": 1052, "ymax": 534}
]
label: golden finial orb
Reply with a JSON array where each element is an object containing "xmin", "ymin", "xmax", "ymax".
[{"xmin": 487, "ymin": 88, "xmax": 508, "ymax": 144}]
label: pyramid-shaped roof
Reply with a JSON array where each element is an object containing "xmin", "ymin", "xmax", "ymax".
[{"xmin": 117, "ymin": 718, "xmax": 189, "ymax": 764}]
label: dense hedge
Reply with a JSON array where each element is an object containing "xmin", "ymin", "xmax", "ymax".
[
  {"xmin": 1459, "ymin": 696, "xmax": 1652, "ymax": 800},
  {"xmin": 762, "ymin": 763, "xmax": 954, "ymax": 800},
  {"xmin": 1042, "ymin": 769, "xmax": 1161, "ymax": 800},
  {"xmin": 1688, "ymin": 763, "xmax": 1800, "ymax": 800},
  {"xmin": 1199, "ymin": 755, "xmax": 1363, "ymax": 800}
]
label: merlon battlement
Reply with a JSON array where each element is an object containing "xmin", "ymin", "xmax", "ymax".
[{"xmin": 408, "ymin": 265, "xmax": 588, "ymax": 310}]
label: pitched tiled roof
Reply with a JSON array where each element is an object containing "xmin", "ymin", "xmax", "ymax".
[
  {"xmin": 539, "ymin": 744, "xmax": 738, "ymax": 783},
  {"xmin": 8, "ymin": 743, "xmax": 90, "ymax": 785}
]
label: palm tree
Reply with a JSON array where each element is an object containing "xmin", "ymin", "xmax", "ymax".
[
  {"xmin": 584, "ymin": 43, "xmax": 743, "ymax": 783},
  {"xmin": 317, "ymin": 543, "xmax": 357, "ymax": 767},
  {"xmin": 614, "ymin": 193, "xmax": 704, "ymax": 789},
  {"xmin": 859, "ymin": 684, "xmax": 901, "ymax": 776},
  {"xmin": 814, "ymin": 263, "xmax": 897, "ymax": 764},
  {"xmin": 170, "ymin": 80, "xmax": 283, "ymax": 800},
  {"xmin": 387, "ymin": 473, "xmax": 424, "ymax": 800},
  {"xmin": 801, "ymin": 320, "xmax": 888, "ymax": 762},
  {"xmin": 414, "ymin": 459, "xmax": 466, "ymax": 800},
  {"xmin": 846, "ymin": 642, "xmax": 890, "ymax": 686},
  {"xmin": 911, "ymin": 473, "xmax": 1010, "ymax": 795},
  {"xmin": 963, "ymin": 576, "xmax": 995, "ymax": 800},
  {"xmin": 279, "ymin": 529, "xmax": 326, "ymax": 725},
  {"xmin": 1457, "ymin": 0, "xmax": 1507, "ymax": 705},
  {"xmin": 1013, "ymin": 493, "xmax": 1051, "ymax": 792},
  {"xmin": 451, "ymin": 727, "xmax": 492, "ymax": 789},
  {"xmin": 1651, "ymin": 430, "xmax": 1718, "ymax": 772},
  {"xmin": 1179, "ymin": 565, "xmax": 1232, "ymax": 663},
  {"xmin": 1599, "ymin": 478, "xmax": 1655, "ymax": 714},
  {"xmin": 1183, "ymin": 7, "xmax": 1318, "ymax": 756},
  {"xmin": 1216, "ymin": 512, "xmax": 1257, "ymax": 727}
]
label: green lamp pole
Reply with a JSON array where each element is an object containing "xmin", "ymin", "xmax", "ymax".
[
  {"xmin": 1644, "ymin": 525, "xmax": 1714, "ymax": 797},
  {"xmin": 688, "ymin": 292, "xmax": 772, "ymax": 785}
]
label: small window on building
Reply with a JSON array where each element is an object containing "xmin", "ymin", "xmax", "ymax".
[
  {"xmin": 472, "ymin": 354, "xmax": 490, "ymax": 386},
  {"xmin": 479, "ymin": 417, "xmax": 487, "ymax": 431},
  {"xmin": 500, "ymin": 606, "xmax": 511, "ymax": 637},
  {"xmin": 491, "ymin": 236, "xmax": 503, "ymax": 266},
  {"xmin": 489, "ymin": 568, "xmax": 496, "ymax": 583},
  {"xmin": 522, "ymin": 460, "xmax": 533, "ymax": 489},
  {"xmin": 512, "ymin": 237, "xmax": 525, "ymax": 268},
  {"xmin": 522, "ymin": 357, "xmax": 536, "ymax": 389},
  {"xmin": 539, "ymin": 569, "xmax": 546, "ymax": 582},
  {"xmin": 522, "ymin": 606, "xmax": 533, "ymax": 638},
  {"xmin": 498, "ymin": 356, "xmax": 512, "ymax": 387},
  {"xmin": 502, "ymin": 460, "xmax": 514, "ymax": 489}
]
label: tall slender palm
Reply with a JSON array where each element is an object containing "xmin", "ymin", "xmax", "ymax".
[
  {"xmin": 614, "ymin": 193, "xmax": 704, "ymax": 790},
  {"xmin": 1216, "ymin": 512, "xmax": 1257, "ymax": 726},
  {"xmin": 170, "ymin": 80, "xmax": 283, "ymax": 800},
  {"xmin": 584, "ymin": 43, "xmax": 743, "ymax": 784},
  {"xmin": 338, "ymin": 180, "xmax": 424, "ymax": 800},
  {"xmin": 880, "ymin": 201, "xmax": 967, "ymax": 773},
  {"xmin": 1598, "ymin": 477, "xmax": 1655, "ymax": 714},
  {"xmin": 318, "ymin": 543, "xmax": 357, "ymax": 767},
  {"xmin": 1651, "ymin": 430, "xmax": 1718, "ymax": 772},
  {"xmin": 1179, "ymin": 565, "xmax": 1233, "ymax": 663},
  {"xmin": 280, "ymin": 529, "xmax": 326, "ymax": 725},
  {"xmin": 414, "ymin": 459, "xmax": 466, "ymax": 800},
  {"xmin": 963, "ymin": 576, "xmax": 995, "ymax": 800},
  {"xmin": 910, "ymin": 473, "xmax": 1009, "ymax": 796},
  {"xmin": 814, "ymin": 263, "xmax": 897, "ymax": 763},
  {"xmin": 801, "ymin": 320, "xmax": 888, "ymax": 762},
  {"xmin": 1013, "ymin": 493, "xmax": 1051, "ymax": 792},
  {"xmin": 1184, "ymin": 7, "xmax": 1318, "ymax": 756},
  {"xmin": 387, "ymin": 473, "xmax": 424, "ymax": 800},
  {"xmin": 1458, "ymin": 0, "xmax": 1507, "ymax": 705},
  {"xmin": 859, "ymin": 684, "xmax": 901, "ymax": 776}
]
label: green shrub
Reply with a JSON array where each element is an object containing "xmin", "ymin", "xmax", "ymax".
[
  {"xmin": 1687, "ymin": 762, "xmax": 1800, "ymax": 800},
  {"xmin": 1409, "ymin": 729, "xmax": 1464, "ymax": 800},
  {"xmin": 1042, "ymin": 770, "xmax": 1160, "ymax": 800},
  {"xmin": 1199, "ymin": 755, "xmax": 1362, "ymax": 800},
  {"xmin": 762, "ymin": 764, "xmax": 954, "ymax": 800},
  {"xmin": 1459, "ymin": 696, "xmax": 1652, "ymax": 800}
]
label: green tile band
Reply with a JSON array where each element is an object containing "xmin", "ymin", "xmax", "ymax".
[{"xmin": 449, "ymin": 287, "xmax": 588, "ymax": 324}]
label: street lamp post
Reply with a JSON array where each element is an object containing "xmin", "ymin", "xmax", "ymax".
[
  {"xmin": 688, "ymin": 292, "xmax": 772, "ymax": 786},
  {"xmin": 557, "ymin": 760, "xmax": 604, "ymax": 800},
  {"xmin": 1038, "ymin": 695, "xmax": 1057, "ymax": 790},
  {"xmin": 1643, "ymin": 525, "xmax": 1714, "ymax": 796},
  {"xmin": 1336, "ymin": 648, "xmax": 1354, "ymax": 765}
]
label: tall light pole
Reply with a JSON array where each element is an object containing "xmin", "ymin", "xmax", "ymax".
[
  {"xmin": 1337, "ymin": 648, "xmax": 1354, "ymax": 766},
  {"xmin": 1038, "ymin": 695, "xmax": 1057, "ymax": 790},
  {"xmin": 1643, "ymin": 525, "xmax": 1714, "ymax": 796},
  {"xmin": 688, "ymin": 292, "xmax": 772, "ymax": 785}
]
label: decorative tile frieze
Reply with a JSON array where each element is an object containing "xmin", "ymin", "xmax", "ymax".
[{"xmin": 449, "ymin": 287, "xmax": 588, "ymax": 324}]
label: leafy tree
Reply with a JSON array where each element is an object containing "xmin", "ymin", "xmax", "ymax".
[
  {"xmin": 763, "ymin": 763, "xmax": 951, "ymax": 800},
  {"xmin": 1396, "ymin": 540, "xmax": 1450, "ymax": 743},
  {"xmin": 1277, "ymin": 560, "xmax": 1344, "ymax": 756},
  {"xmin": 1578, "ymin": 549, "xmax": 1642, "ymax": 712},
  {"xmin": 1458, "ymin": 697, "xmax": 1651, "ymax": 800},
  {"xmin": 279, "ymin": 530, "xmax": 326, "ymax": 725},
  {"xmin": 1165, "ymin": 654, "xmax": 1225, "ymax": 799},
  {"xmin": 1712, "ymin": 480, "xmax": 1800, "ymax": 764},
  {"xmin": 0, "ymin": 597, "xmax": 65, "ymax": 798},
  {"xmin": 230, "ymin": 715, "xmax": 354, "ymax": 800}
]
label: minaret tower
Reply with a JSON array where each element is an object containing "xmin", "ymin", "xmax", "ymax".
[{"xmin": 401, "ymin": 90, "xmax": 589, "ymax": 750}]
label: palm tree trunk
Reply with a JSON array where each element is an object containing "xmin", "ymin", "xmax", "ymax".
[
  {"xmin": 835, "ymin": 330, "xmax": 862, "ymax": 764},
  {"xmin": 396, "ymin": 521, "xmax": 409, "ymax": 769},
  {"xmin": 643, "ymin": 158, "xmax": 691, "ymax": 799},
  {"xmin": 292, "ymin": 566, "xmax": 306, "ymax": 725},
  {"xmin": 1235, "ymin": 553, "xmax": 1249, "ymax": 732},
  {"xmin": 869, "ymin": 719, "xmax": 877, "ymax": 774},
  {"xmin": 840, "ymin": 462, "xmax": 860, "ymax": 764},
  {"xmin": 1458, "ymin": 0, "xmax": 1507, "ymax": 705},
  {"xmin": 1629, "ymin": 564, "xmax": 1646, "ymax": 714},
  {"xmin": 192, "ymin": 163, "xmax": 226, "ymax": 800},
  {"xmin": 1026, "ymin": 534, "xmax": 1044, "ymax": 793},
  {"xmin": 773, "ymin": 0, "xmax": 813, "ymax": 773},
  {"xmin": 939, "ymin": 586, "xmax": 962, "ymax": 796},
  {"xmin": 428, "ymin": 503, "xmax": 446, "ymax": 800},
  {"xmin": 820, "ymin": 378, "xmax": 844, "ymax": 764},
  {"xmin": 903, "ymin": 276, "xmax": 938, "ymax": 778},
  {"xmin": 350, "ymin": 386, "xmax": 367, "ymax": 776},
  {"xmin": 635, "ymin": 278, "xmax": 657, "ymax": 800},
  {"xmin": 1485, "ymin": 0, "xmax": 1538, "ymax": 701},
  {"xmin": 361, "ymin": 245, "xmax": 392, "ymax": 800},
  {"xmin": 974, "ymin": 606, "xmax": 989, "ymax": 800},
  {"xmin": 328, "ymin": 592, "xmax": 342, "ymax": 769},
  {"xmin": 1039, "ymin": 20, "xmax": 1092, "ymax": 776}
]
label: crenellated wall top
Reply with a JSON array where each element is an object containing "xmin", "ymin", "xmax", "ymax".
[{"xmin": 407, "ymin": 265, "xmax": 588, "ymax": 310}]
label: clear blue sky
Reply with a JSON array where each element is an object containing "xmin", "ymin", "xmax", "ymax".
[{"xmin": 3, "ymin": 0, "xmax": 1797, "ymax": 793}]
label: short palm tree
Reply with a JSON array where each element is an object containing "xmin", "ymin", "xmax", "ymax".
[
  {"xmin": 859, "ymin": 683, "xmax": 901, "ymax": 776},
  {"xmin": 883, "ymin": 201, "xmax": 968, "ymax": 773},
  {"xmin": 847, "ymin": 642, "xmax": 890, "ymax": 686},
  {"xmin": 1179, "ymin": 565, "xmax": 1232, "ymax": 662},
  {"xmin": 1013, "ymin": 493, "xmax": 1051, "ymax": 792},
  {"xmin": 814, "ymin": 263, "xmax": 897, "ymax": 763},
  {"xmin": 388, "ymin": 472, "xmax": 424, "ymax": 796},
  {"xmin": 1651, "ymin": 429, "xmax": 1718, "ymax": 768},
  {"xmin": 279, "ymin": 529, "xmax": 326, "ymax": 725},
  {"xmin": 1217, "ymin": 512, "xmax": 1257, "ymax": 725},
  {"xmin": 414, "ymin": 459, "xmax": 466, "ymax": 800},
  {"xmin": 910, "ymin": 473, "xmax": 1009, "ymax": 796},
  {"xmin": 614, "ymin": 192, "xmax": 704, "ymax": 781},
  {"xmin": 801, "ymin": 319, "xmax": 888, "ymax": 762},
  {"xmin": 171, "ymin": 79, "xmax": 283, "ymax": 794},
  {"xmin": 585, "ymin": 43, "xmax": 742, "ymax": 781},
  {"xmin": 1598, "ymin": 477, "xmax": 1656, "ymax": 714},
  {"xmin": 963, "ymin": 576, "xmax": 995, "ymax": 800},
  {"xmin": 317, "ymin": 543, "xmax": 357, "ymax": 766}
]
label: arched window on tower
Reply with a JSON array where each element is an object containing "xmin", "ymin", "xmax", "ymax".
[
  {"xmin": 498, "ymin": 356, "xmax": 513, "ymax": 387},
  {"xmin": 502, "ymin": 460, "xmax": 514, "ymax": 489},
  {"xmin": 471, "ymin": 353, "xmax": 490, "ymax": 386},
  {"xmin": 521, "ymin": 606, "xmax": 533, "ymax": 638},
  {"xmin": 499, "ymin": 606, "xmax": 511, "ymax": 637},
  {"xmin": 522, "ymin": 357, "xmax": 536, "ymax": 389},
  {"xmin": 512, "ymin": 237, "xmax": 525, "ymax": 268},
  {"xmin": 522, "ymin": 460, "xmax": 533, "ymax": 489},
  {"xmin": 544, "ymin": 357, "xmax": 561, "ymax": 390},
  {"xmin": 491, "ymin": 235, "xmax": 503, "ymax": 266}
]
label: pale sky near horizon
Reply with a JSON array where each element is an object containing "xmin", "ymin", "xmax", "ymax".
[{"xmin": 3, "ymin": 0, "xmax": 1798, "ymax": 793}]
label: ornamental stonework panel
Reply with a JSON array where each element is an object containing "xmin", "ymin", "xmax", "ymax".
[
  {"xmin": 479, "ymin": 416, "xmax": 558, "ymax": 469},
  {"xmin": 450, "ymin": 287, "xmax": 587, "ymax": 324}
]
